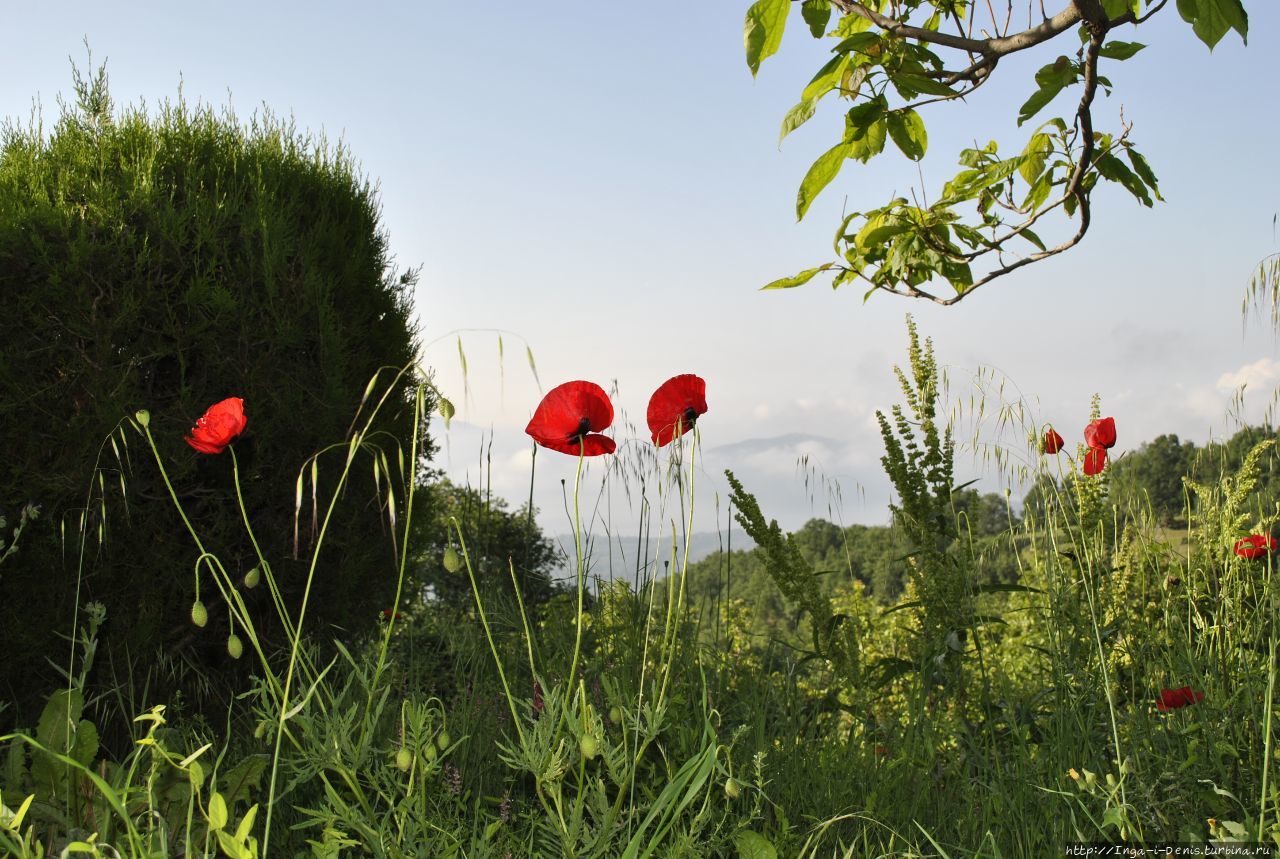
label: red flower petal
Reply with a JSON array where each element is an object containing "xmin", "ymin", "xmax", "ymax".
[
  {"xmin": 185, "ymin": 397, "xmax": 247, "ymax": 455},
  {"xmin": 530, "ymin": 433, "xmax": 617, "ymax": 457},
  {"xmin": 1043, "ymin": 428, "xmax": 1064, "ymax": 454},
  {"xmin": 1234, "ymin": 533, "xmax": 1277, "ymax": 559},
  {"xmin": 1084, "ymin": 417, "xmax": 1116, "ymax": 450},
  {"xmin": 525, "ymin": 381, "xmax": 614, "ymax": 457},
  {"xmin": 1156, "ymin": 686, "xmax": 1204, "ymax": 711},
  {"xmin": 647, "ymin": 374, "xmax": 708, "ymax": 446},
  {"xmin": 1083, "ymin": 446, "xmax": 1107, "ymax": 476}
]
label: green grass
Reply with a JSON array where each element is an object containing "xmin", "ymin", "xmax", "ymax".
[{"xmin": 3, "ymin": 337, "xmax": 1280, "ymax": 858}]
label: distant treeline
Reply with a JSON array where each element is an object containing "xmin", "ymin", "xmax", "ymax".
[{"xmin": 681, "ymin": 424, "xmax": 1280, "ymax": 621}]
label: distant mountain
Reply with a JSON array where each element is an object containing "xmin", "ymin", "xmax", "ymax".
[
  {"xmin": 549, "ymin": 530, "xmax": 755, "ymax": 584},
  {"xmin": 704, "ymin": 432, "xmax": 843, "ymax": 459}
]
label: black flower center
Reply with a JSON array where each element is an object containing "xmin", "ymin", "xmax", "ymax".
[
  {"xmin": 682, "ymin": 406, "xmax": 699, "ymax": 426},
  {"xmin": 569, "ymin": 416, "xmax": 592, "ymax": 444}
]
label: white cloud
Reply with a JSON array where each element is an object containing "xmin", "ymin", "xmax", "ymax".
[{"xmin": 1217, "ymin": 358, "xmax": 1280, "ymax": 393}]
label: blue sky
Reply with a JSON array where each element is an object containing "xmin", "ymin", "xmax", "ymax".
[{"xmin": 5, "ymin": 2, "xmax": 1278, "ymax": 543}]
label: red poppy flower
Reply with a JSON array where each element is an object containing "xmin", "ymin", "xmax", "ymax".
[
  {"xmin": 379, "ymin": 609, "xmax": 405, "ymax": 621},
  {"xmin": 1234, "ymin": 534, "xmax": 1278, "ymax": 560},
  {"xmin": 524, "ymin": 381, "xmax": 615, "ymax": 456},
  {"xmin": 1043, "ymin": 428, "xmax": 1064, "ymax": 454},
  {"xmin": 647, "ymin": 374, "xmax": 708, "ymax": 447},
  {"xmin": 1156, "ymin": 686, "xmax": 1204, "ymax": 711},
  {"xmin": 1083, "ymin": 445, "xmax": 1107, "ymax": 476},
  {"xmin": 1084, "ymin": 417, "xmax": 1116, "ymax": 450},
  {"xmin": 185, "ymin": 397, "xmax": 247, "ymax": 454}
]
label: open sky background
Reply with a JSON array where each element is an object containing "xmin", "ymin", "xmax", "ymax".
[{"xmin": 4, "ymin": 2, "xmax": 1278, "ymax": 553}]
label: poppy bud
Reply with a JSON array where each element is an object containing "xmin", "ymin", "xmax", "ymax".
[
  {"xmin": 609, "ymin": 706, "xmax": 623, "ymax": 725},
  {"xmin": 254, "ymin": 721, "xmax": 267, "ymax": 739},
  {"xmin": 579, "ymin": 734, "xmax": 600, "ymax": 760},
  {"xmin": 134, "ymin": 409, "xmax": 151, "ymax": 429},
  {"xmin": 191, "ymin": 600, "xmax": 208, "ymax": 628},
  {"xmin": 395, "ymin": 748, "xmax": 413, "ymax": 772},
  {"xmin": 243, "ymin": 566, "xmax": 261, "ymax": 588},
  {"xmin": 437, "ymin": 731, "xmax": 451, "ymax": 750},
  {"xmin": 443, "ymin": 547, "xmax": 462, "ymax": 573},
  {"xmin": 425, "ymin": 744, "xmax": 437, "ymax": 763},
  {"xmin": 227, "ymin": 634, "xmax": 243, "ymax": 660},
  {"xmin": 724, "ymin": 778, "xmax": 742, "ymax": 800}
]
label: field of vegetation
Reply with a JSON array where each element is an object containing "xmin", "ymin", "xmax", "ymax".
[
  {"xmin": 5, "ymin": 294, "xmax": 1280, "ymax": 856},
  {"xmin": 2, "ymin": 2, "xmax": 1276, "ymax": 852}
]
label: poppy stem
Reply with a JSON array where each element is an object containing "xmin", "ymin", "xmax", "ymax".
[
  {"xmin": 230, "ymin": 446, "xmax": 295, "ymax": 642},
  {"xmin": 563, "ymin": 448, "xmax": 588, "ymax": 722}
]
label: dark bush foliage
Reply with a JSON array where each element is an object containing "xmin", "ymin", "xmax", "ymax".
[{"xmin": 0, "ymin": 71, "xmax": 430, "ymax": 729}]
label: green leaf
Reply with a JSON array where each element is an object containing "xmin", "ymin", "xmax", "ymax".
[
  {"xmin": 761, "ymin": 263, "xmax": 836, "ymax": 290},
  {"xmin": 1177, "ymin": 0, "xmax": 1248, "ymax": 49},
  {"xmin": 1099, "ymin": 40, "xmax": 1146, "ymax": 60},
  {"xmin": 36, "ymin": 688, "xmax": 84, "ymax": 752},
  {"xmin": 1101, "ymin": 0, "xmax": 1137, "ymax": 17},
  {"xmin": 208, "ymin": 791, "xmax": 228, "ymax": 831},
  {"xmin": 220, "ymin": 754, "xmax": 269, "ymax": 807},
  {"xmin": 1023, "ymin": 171, "xmax": 1054, "ymax": 210},
  {"xmin": 1018, "ymin": 57, "xmax": 1077, "ymax": 126},
  {"xmin": 974, "ymin": 582, "xmax": 1045, "ymax": 595},
  {"xmin": 856, "ymin": 214, "xmax": 912, "ymax": 248},
  {"xmin": 779, "ymin": 99, "xmax": 818, "ymax": 145},
  {"xmin": 745, "ymin": 0, "xmax": 790, "ymax": 76},
  {"xmin": 833, "ymin": 11, "xmax": 874, "ymax": 38},
  {"xmin": 801, "ymin": 0, "xmax": 831, "ymax": 37},
  {"xmin": 1018, "ymin": 85, "xmax": 1066, "ymax": 127},
  {"xmin": 886, "ymin": 110, "xmax": 927, "ymax": 161},
  {"xmin": 1020, "ymin": 227, "xmax": 1048, "ymax": 252},
  {"xmin": 1095, "ymin": 152, "xmax": 1153, "ymax": 206},
  {"xmin": 802, "ymin": 54, "xmax": 850, "ymax": 101},
  {"xmin": 796, "ymin": 142, "xmax": 849, "ymax": 220},
  {"xmin": 72, "ymin": 720, "xmax": 98, "ymax": 768},
  {"xmin": 734, "ymin": 830, "xmax": 778, "ymax": 859},
  {"xmin": 235, "ymin": 804, "xmax": 258, "ymax": 843},
  {"xmin": 892, "ymin": 73, "xmax": 958, "ymax": 98},
  {"xmin": 1125, "ymin": 148, "xmax": 1163, "ymax": 201},
  {"xmin": 832, "ymin": 32, "xmax": 879, "ymax": 56},
  {"xmin": 848, "ymin": 119, "xmax": 886, "ymax": 162},
  {"xmin": 1019, "ymin": 133, "xmax": 1053, "ymax": 184}
]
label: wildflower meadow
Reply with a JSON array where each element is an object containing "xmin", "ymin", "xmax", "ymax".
[{"xmin": 2, "ymin": 1, "xmax": 1278, "ymax": 857}]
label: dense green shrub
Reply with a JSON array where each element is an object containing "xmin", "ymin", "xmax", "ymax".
[{"xmin": 0, "ymin": 70, "xmax": 430, "ymax": 729}]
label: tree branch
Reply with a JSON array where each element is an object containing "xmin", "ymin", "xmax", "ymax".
[{"xmin": 830, "ymin": 1, "xmax": 1083, "ymax": 60}]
